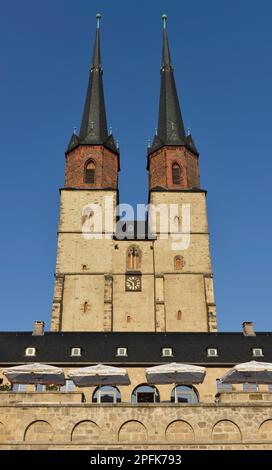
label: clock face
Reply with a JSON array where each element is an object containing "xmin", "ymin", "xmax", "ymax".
[{"xmin": 125, "ymin": 275, "xmax": 141, "ymax": 291}]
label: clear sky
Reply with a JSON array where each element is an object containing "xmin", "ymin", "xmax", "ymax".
[{"xmin": 0, "ymin": 0, "xmax": 271, "ymax": 332}]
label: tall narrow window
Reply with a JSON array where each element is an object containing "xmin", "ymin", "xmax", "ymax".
[
  {"xmin": 174, "ymin": 255, "xmax": 184, "ymax": 270},
  {"xmin": 127, "ymin": 246, "xmax": 141, "ymax": 270},
  {"xmin": 172, "ymin": 163, "xmax": 181, "ymax": 184},
  {"xmin": 85, "ymin": 161, "xmax": 95, "ymax": 183}
]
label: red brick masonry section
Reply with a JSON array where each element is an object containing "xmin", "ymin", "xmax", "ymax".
[
  {"xmin": 148, "ymin": 146, "xmax": 200, "ymax": 190},
  {"xmin": 65, "ymin": 145, "xmax": 119, "ymax": 189}
]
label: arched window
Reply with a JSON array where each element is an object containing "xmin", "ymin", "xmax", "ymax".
[
  {"xmin": 172, "ymin": 163, "xmax": 181, "ymax": 184},
  {"xmin": 131, "ymin": 384, "xmax": 160, "ymax": 404},
  {"xmin": 92, "ymin": 385, "xmax": 121, "ymax": 404},
  {"xmin": 171, "ymin": 385, "xmax": 199, "ymax": 404},
  {"xmin": 127, "ymin": 246, "xmax": 141, "ymax": 270},
  {"xmin": 85, "ymin": 160, "xmax": 95, "ymax": 183}
]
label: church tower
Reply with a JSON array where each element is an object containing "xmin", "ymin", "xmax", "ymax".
[
  {"xmin": 148, "ymin": 15, "xmax": 217, "ymax": 332},
  {"xmin": 51, "ymin": 14, "xmax": 217, "ymax": 333},
  {"xmin": 51, "ymin": 15, "xmax": 120, "ymax": 332}
]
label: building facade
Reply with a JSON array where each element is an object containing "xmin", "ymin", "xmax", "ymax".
[
  {"xmin": 0, "ymin": 15, "xmax": 271, "ymax": 450},
  {"xmin": 51, "ymin": 14, "xmax": 217, "ymax": 334}
]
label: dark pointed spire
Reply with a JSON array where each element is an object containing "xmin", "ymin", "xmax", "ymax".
[
  {"xmin": 162, "ymin": 14, "xmax": 171, "ymax": 67},
  {"xmin": 149, "ymin": 15, "xmax": 187, "ymax": 154},
  {"xmin": 79, "ymin": 13, "xmax": 108, "ymax": 143},
  {"xmin": 66, "ymin": 14, "xmax": 119, "ymax": 155}
]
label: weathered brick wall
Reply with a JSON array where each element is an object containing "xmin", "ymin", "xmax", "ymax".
[
  {"xmin": 65, "ymin": 145, "xmax": 118, "ymax": 189},
  {"xmin": 148, "ymin": 147, "xmax": 200, "ymax": 191}
]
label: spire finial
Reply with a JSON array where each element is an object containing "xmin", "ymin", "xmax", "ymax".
[
  {"xmin": 162, "ymin": 14, "xmax": 167, "ymax": 29},
  {"xmin": 96, "ymin": 13, "xmax": 101, "ymax": 29}
]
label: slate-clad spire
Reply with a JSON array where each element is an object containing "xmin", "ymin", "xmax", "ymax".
[
  {"xmin": 149, "ymin": 15, "xmax": 187, "ymax": 154},
  {"xmin": 66, "ymin": 14, "xmax": 118, "ymax": 154}
]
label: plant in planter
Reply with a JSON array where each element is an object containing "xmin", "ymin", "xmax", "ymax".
[
  {"xmin": 0, "ymin": 384, "xmax": 12, "ymax": 391},
  {"xmin": 45, "ymin": 384, "xmax": 59, "ymax": 392}
]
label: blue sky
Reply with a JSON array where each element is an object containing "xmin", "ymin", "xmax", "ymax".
[{"xmin": 0, "ymin": 0, "xmax": 271, "ymax": 332}]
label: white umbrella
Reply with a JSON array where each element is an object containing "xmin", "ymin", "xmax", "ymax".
[
  {"xmin": 2, "ymin": 363, "xmax": 65, "ymax": 386},
  {"xmin": 220, "ymin": 361, "xmax": 272, "ymax": 384},
  {"xmin": 146, "ymin": 362, "xmax": 206, "ymax": 384},
  {"xmin": 67, "ymin": 364, "xmax": 130, "ymax": 387}
]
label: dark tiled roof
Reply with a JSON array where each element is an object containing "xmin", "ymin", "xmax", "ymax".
[{"xmin": 0, "ymin": 332, "xmax": 271, "ymax": 366}]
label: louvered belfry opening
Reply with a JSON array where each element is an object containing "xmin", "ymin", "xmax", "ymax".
[
  {"xmin": 172, "ymin": 163, "xmax": 181, "ymax": 184},
  {"xmin": 85, "ymin": 161, "xmax": 96, "ymax": 183}
]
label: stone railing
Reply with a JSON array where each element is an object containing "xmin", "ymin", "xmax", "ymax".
[
  {"xmin": 217, "ymin": 391, "xmax": 272, "ymax": 403},
  {"xmin": 0, "ymin": 392, "xmax": 84, "ymax": 404}
]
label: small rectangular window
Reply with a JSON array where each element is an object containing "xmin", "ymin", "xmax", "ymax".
[
  {"xmin": 25, "ymin": 347, "xmax": 36, "ymax": 356},
  {"xmin": 207, "ymin": 348, "xmax": 218, "ymax": 357},
  {"xmin": 252, "ymin": 348, "xmax": 263, "ymax": 357},
  {"xmin": 162, "ymin": 348, "xmax": 173, "ymax": 357},
  {"xmin": 116, "ymin": 347, "xmax": 128, "ymax": 357},
  {"xmin": 71, "ymin": 347, "xmax": 81, "ymax": 357}
]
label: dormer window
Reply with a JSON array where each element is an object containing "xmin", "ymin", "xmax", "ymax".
[
  {"xmin": 207, "ymin": 348, "xmax": 218, "ymax": 357},
  {"xmin": 116, "ymin": 347, "xmax": 128, "ymax": 357},
  {"xmin": 25, "ymin": 347, "xmax": 36, "ymax": 357},
  {"xmin": 162, "ymin": 347, "xmax": 173, "ymax": 357},
  {"xmin": 252, "ymin": 348, "xmax": 263, "ymax": 357},
  {"xmin": 71, "ymin": 347, "xmax": 81, "ymax": 357}
]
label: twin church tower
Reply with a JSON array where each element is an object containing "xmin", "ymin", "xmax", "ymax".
[{"xmin": 50, "ymin": 15, "xmax": 217, "ymax": 334}]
